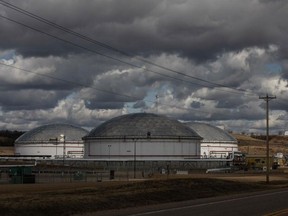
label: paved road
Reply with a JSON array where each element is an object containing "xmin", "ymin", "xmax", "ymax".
[{"xmin": 93, "ymin": 188, "xmax": 288, "ymax": 216}]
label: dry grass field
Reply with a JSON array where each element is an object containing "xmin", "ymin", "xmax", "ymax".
[
  {"xmin": 0, "ymin": 146, "xmax": 14, "ymax": 155},
  {"xmin": 1, "ymin": 174, "xmax": 288, "ymax": 216}
]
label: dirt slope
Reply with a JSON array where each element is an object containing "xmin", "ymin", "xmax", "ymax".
[{"xmin": 231, "ymin": 134, "xmax": 288, "ymax": 155}]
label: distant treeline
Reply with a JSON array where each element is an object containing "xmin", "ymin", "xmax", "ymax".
[{"xmin": 0, "ymin": 130, "xmax": 25, "ymax": 146}]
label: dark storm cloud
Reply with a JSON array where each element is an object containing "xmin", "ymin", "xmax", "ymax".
[
  {"xmin": 84, "ymin": 100, "xmax": 124, "ymax": 110},
  {"xmin": 190, "ymin": 101, "xmax": 203, "ymax": 109},
  {"xmin": 0, "ymin": 0, "xmax": 287, "ymax": 60},
  {"xmin": 0, "ymin": 89, "xmax": 67, "ymax": 111},
  {"xmin": 180, "ymin": 103, "xmax": 264, "ymax": 122},
  {"xmin": 0, "ymin": 0, "xmax": 159, "ymax": 58}
]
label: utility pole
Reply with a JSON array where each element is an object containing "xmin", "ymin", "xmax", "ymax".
[
  {"xmin": 133, "ymin": 138, "xmax": 138, "ymax": 179},
  {"xmin": 259, "ymin": 94, "xmax": 276, "ymax": 184},
  {"xmin": 155, "ymin": 95, "xmax": 159, "ymax": 114}
]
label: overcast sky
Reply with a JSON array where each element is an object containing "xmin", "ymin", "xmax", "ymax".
[{"xmin": 0, "ymin": 0, "xmax": 288, "ymax": 134}]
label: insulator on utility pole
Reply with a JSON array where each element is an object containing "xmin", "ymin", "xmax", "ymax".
[{"xmin": 259, "ymin": 94, "xmax": 276, "ymax": 184}]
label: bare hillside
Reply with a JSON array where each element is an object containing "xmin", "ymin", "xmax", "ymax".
[
  {"xmin": 231, "ymin": 134, "xmax": 288, "ymax": 155},
  {"xmin": 0, "ymin": 146, "xmax": 14, "ymax": 155}
]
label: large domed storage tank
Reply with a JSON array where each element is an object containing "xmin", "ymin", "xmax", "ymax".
[
  {"xmin": 15, "ymin": 123, "xmax": 88, "ymax": 158},
  {"xmin": 83, "ymin": 113, "xmax": 202, "ymax": 160},
  {"xmin": 185, "ymin": 122, "xmax": 238, "ymax": 158}
]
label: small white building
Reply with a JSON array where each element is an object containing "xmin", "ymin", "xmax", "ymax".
[
  {"xmin": 14, "ymin": 123, "xmax": 88, "ymax": 158},
  {"xmin": 83, "ymin": 113, "xmax": 202, "ymax": 161},
  {"xmin": 186, "ymin": 122, "xmax": 238, "ymax": 158}
]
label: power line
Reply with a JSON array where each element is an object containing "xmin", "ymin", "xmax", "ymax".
[
  {"xmin": 0, "ymin": 0, "xmax": 256, "ymax": 97},
  {"xmin": 0, "ymin": 13, "xmax": 252, "ymax": 97},
  {"xmin": 0, "ymin": 62, "xmax": 212, "ymax": 115},
  {"xmin": 0, "ymin": 0, "xmax": 128, "ymax": 57},
  {"xmin": 0, "ymin": 62, "xmax": 134, "ymax": 99}
]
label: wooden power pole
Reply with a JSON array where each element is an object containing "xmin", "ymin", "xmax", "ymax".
[{"xmin": 259, "ymin": 94, "xmax": 276, "ymax": 184}]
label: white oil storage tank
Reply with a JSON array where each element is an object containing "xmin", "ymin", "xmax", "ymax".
[
  {"xmin": 186, "ymin": 122, "xmax": 238, "ymax": 158},
  {"xmin": 14, "ymin": 123, "xmax": 88, "ymax": 158},
  {"xmin": 83, "ymin": 113, "xmax": 202, "ymax": 161}
]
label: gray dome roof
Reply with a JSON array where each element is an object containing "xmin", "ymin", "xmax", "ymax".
[
  {"xmin": 85, "ymin": 113, "xmax": 201, "ymax": 139},
  {"xmin": 16, "ymin": 123, "xmax": 88, "ymax": 143},
  {"xmin": 185, "ymin": 122, "xmax": 237, "ymax": 142}
]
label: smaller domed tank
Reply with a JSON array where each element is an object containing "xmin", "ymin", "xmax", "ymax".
[
  {"xmin": 186, "ymin": 122, "xmax": 238, "ymax": 158},
  {"xmin": 15, "ymin": 123, "xmax": 88, "ymax": 158}
]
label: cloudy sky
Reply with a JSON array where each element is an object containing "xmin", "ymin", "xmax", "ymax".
[{"xmin": 0, "ymin": 0, "xmax": 288, "ymax": 134}]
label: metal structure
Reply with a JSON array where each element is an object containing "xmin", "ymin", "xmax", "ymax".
[
  {"xmin": 83, "ymin": 113, "xmax": 202, "ymax": 161},
  {"xmin": 14, "ymin": 123, "xmax": 88, "ymax": 158},
  {"xmin": 186, "ymin": 122, "xmax": 239, "ymax": 158}
]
